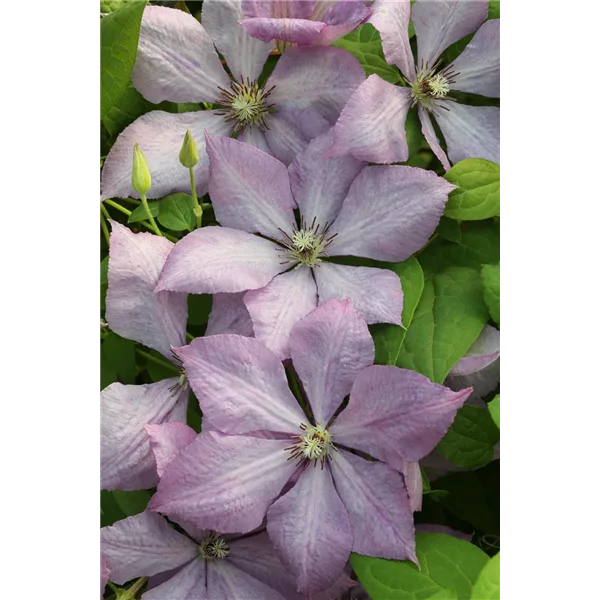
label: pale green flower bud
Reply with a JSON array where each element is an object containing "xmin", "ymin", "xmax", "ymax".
[
  {"xmin": 179, "ymin": 129, "xmax": 199, "ymax": 168},
  {"xmin": 131, "ymin": 143, "xmax": 152, "ymax": 195}
]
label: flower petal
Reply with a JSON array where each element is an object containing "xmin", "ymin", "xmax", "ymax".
[
  {"xmin": 132, "ymin": 5, "xmax": 230, "ymax": 103},
  {"xmin": 243, "ymin": 0, "xmax": 317, "ymax": 18},
  {"xmin": 314, "ymin": 263, "xmax": 403, "ymax": 325},
  {"xmin": 106, "ymin": 221, "xmax": 187, "ymax": 359},
  {"xmin": 449, "ymin": 325, "xmax": 500, "ymax": 376},
  {"xmin": 315, "ymin": 1, "xmax": 372, "ymax": 45},
  {"xmin": 369, "ymin": 0, "xmax": 415, "ymax": 79},
  {"xmin": 101, "ymin": 555, "xmax": 109, "ymax": 598},
  {"xmin": 267, "ymin": 465, "xmax": 353, "ymax": 596},
  {"xmin": 418, "ymin": 105, "xmax": 451, "ymax": 171},
  {"xmin": 238, "ymin": 125, "xmax": 272, "ymax": 154},
  {"xmin": 268, "ymin": 46, "xmax": 365, "ymax": 124},
  {"xmin": 145, "ymin": 422, "xmax": 197, "ymax": 478},
  {"xmin": 244, "ymin": 268, "xmax": 318, "ymax": 360},
  {"xmin": 149, "ymin": 430, "xmax": 297, "ymax": 533},
  {"xmin": 289, "ymin": 128, "xmax": 366, "ymax": 226},
  {"xmin": 201, "ymin": 0, "xmax": 274, "ymax": 82},
  {"xmin": 329, "ymin": 449, "xmax": 416, "ymax": 561},
  {"xmin": 208, "ymin": 560, "xmax": 286, "ymax": 600},
  {"xmin": 142, "ymin": 559, "xmax": 208, "ymax": 600},
  {"xmin": 449, "ymin": 19, "xmax": 500, "ymax": 97},
  {"xmin": 205, "ymin": 133, "xmax": 296, "ymax": 239},
  {"xmin": 399, "ymin": 459, "xmax": 423, "ymax": 512},
  {"xmin": 411, "ymin": 0, "xmax": 488, "ymax": 67},
  {"xmin": 331, "ymin": 365, "xmax": 471, "ymax": 463},
  {"xmin": 101, "ymin": 380, "xmax": 188, "ymax": 491},
  {"xmin": 240, "ymin": 17, "xmax": 326, "ymax": 44},
  {"xmin": 446, "ymin": 358, "xmax": 500, "ymax": 401},
  {"xmin": 101, "ymin": 512, "xmax": 197, "ymax": 585},
  {"xmin": 434, "ymin": 102, "xmax": 500, "ymax": 164},
  {"xmin": 327, "ymin": 165, "xmax": 454, "ymax": 262},
  {"xmin": 156, "ymin": 227, "xmax": 285, "ymax": 294},
  {"xmin": 176, "ymin": 334, "xmax": 305, "ymax": 434},
  {"xmin": 205, "ymin": 292, "xmax": 254, "ymax": 337},
  {"xmin": 289, "ymin": 299, "xmax": 374, "ymax": 425},
  {"xmin": 326, "ymin": 75, "xmax": 413, "ymax": 163},
  {"xmin": 100, "ymin": 110, "xmax": 232, "ymax": 200}
]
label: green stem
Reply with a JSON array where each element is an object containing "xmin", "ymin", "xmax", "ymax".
[
  {"xmin": 186, "ymin": 332, "xmax": 194, "ymax": 343},
  {"xmin": 104, "ymin": 199, "xmax": 131, "ymax": 216},
  {"xmin": 104, "ymin": 200, "xmax": 177, "ymax": 242},
  {"xmin": 140, "ymin": 192, "xmax": 163, "ymax": 237},
  {"xmin": 120, "ymin": 197, "xmax": 142, "ymax": 205},
  {"xmin": 189, "ymin": 168, "xmax": 203, "ymax": 229},
  {"xmin": 127, "ymin": 577, "xmax": 148, "ymax": 598},
  {"xmin": 136, "ymin": 349, "xmax": 179, "ymax": 373},
  {"xmin": 100, "ymin": 210, "xmax": 110, "ymax": 246}
]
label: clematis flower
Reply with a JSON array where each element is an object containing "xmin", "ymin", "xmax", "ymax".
[
  {"xmin": 327, "ymin": 0, "xmax": 499, "ymax": 169},
  {"xmin": 156, "ymin": 130, "xmax": 455, "ymax": 359},
  {"xmin": 149, "ymin": 299, "xmax": 471, "ymax": 595},
  {"xmin": 240, "ymin": 0, "xmax": 372, "ymax": 46},
  {"xmin": 100, "ymin": 1, "xmax": 365, "ymax": 201}
]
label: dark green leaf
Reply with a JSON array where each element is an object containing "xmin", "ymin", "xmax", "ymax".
[
  {"xmin": 481, "ymin": 263, "xmax": 500, "ymax": 325},
  {"xmin": 158, "ymin": 193, "xmax": 196, "ymax": 231},
  {"xmin": 128, "ymin": 201, "xmax": 159, "ymax": 223},
  {"xmin": 101, "ymin": 490, "xmax": 126, "ymax": 527},
  {"xmin": 488, "ymin": 394, "xmax": 500, "ymax": 428},
  {"xmin": 470, "ymin": 552, "xmax": 499, "ymax": 599},
  {"xmin": 101, "ymin": 256, "xmax": 109, "ymax": 311},
  {"xmin": 100, "ymin": 1, "xmax": 126, "ymax": 13},
  {"xmin": 187, "ymin": 294, "xmax": 213, "ymax": 326},
  {"xmin": 437, "ymin": 217, "xmax": 462, "ymax": 244},
  {"xmin": 112, "ymin": 489, "xmax": 152, "ymax": 517},
  {"xmin": 488, "ymin": 1, "xmax": 500, "ymax": 20},
  {"xmin": 101, "ymin": 333, "xmax": 137, "ymax": 383}
]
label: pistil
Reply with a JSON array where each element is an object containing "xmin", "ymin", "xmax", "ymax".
[
  {"xmin": 198, "ymin": 533, "xmax": 230, "ymax": 560},
  {"xmin": 277, "ymin": 216, "xmax": 337, "ymax": 268}
]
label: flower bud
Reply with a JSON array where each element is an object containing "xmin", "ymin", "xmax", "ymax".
[
  {"xmin": 179, "ymin": 129, "xmax": 199, "ymax": 168},
  {"xmin": 131, "ymin": 143, "xmax": 152, "ymax": 195}
]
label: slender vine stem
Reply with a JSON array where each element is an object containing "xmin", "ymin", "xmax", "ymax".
[
  {"xmin": 100, "ymin": 210, "xmax": 110, "ymax": 246},
  {"xmin": 189, "ymin": 168, "xmax": 203, "ymax": 229},
  {"xmin": 140, "ymin": 191, "xmax": 162, "ymax": 237},
  {"xmin": 102, "ymin": 200, "xmax": 177, "ymax": 242},
  {"xmin": 135, "ymin": 348, "xmax": 179, "ymax": 373}
]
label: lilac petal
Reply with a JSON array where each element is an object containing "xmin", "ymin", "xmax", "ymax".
[
  {"xmin": 243, "ymin": 0, "xmax": 316, "ymax": 19},
  {"xmin": 331, "ymin": 365, "xmax": 471, "ymax": 463},
  {"xmin": 106, "ymin": 221, "xmax": 187, "ymax": 359},
  {"xmin": 314, "ymin": 574, "xmax": 357, "ymax": 600},
  {"xmin": 100, "ymin": 110, "xmax": 232, "ymax": 200},
  {"xmin": 132, "ymin": 5, "xmax": 230, "ymax": 104},
  {"xmin": 411, "ymin": 0, "xmax": 488, "ymax": 68},
  {"xmin": 240, "ymin": 17, "xmax": 326, "ymax": 44},
  {"xmin": 446, "ymin": 358, "xmax": 500, "ymax": 401},
  {"xmin": 142, "ymin": 559, "xmax": 208, "ymax": 600},
  {"xmin": 201, "ymin": 0, "xmax": 274, "ymax": 82},
  {"xmin": 315, "ymin": 1, "xmax": 372, "ymax": 45},
  {"xmin": 149, "ymin": 430, "xmax": 297, "ymax": 533},
  {"xmin": 263, "ymin": 107, "xmax": 331, "ymax": 166},
  {"xmin": 399, "ymin": 459, "xmax": 423, "ymax": 512},
  {"xmin": 289, "ymin": 128, "xmax": 366, "ymax": 226},
  {"xmin": 101, "ymin": 380, "xmax": 188, "ymax": 491},
  {"xmin": 101, "ymin": 555, "xmax": 109, "ymax": 598},
  {"xmin": 205, "ymin": 292, "xmax": 254, "ymax": 337},
  {"xmin": 314, "ymin": 263, "xmax": 403, "ymax": 326},
  {"xmin": 244, "ymin": 268, "xmax": 318, "ymax": 360},
  {"xmin": 208, "ymin": 560, "xmax": 286, "ymax": 600},
  {"xmin": 145, "ymin": 422, "xmax": 197, "ymax": 477},
  {"xmin": 268, "ymin": 46, "xmax": 365, "ymax": 124},
  {"xmin": 238, "ymin": 125, "xmax": 272, "ymax": 154},
  {"xmin": 176, "ymin": 334, "xmax": 305, "ymax": 434},
  {"xmin": 329, "ymin": 449, "xmax": 416, "ymax": 561},
  {"xmin": 101, "ymin": 512, "xmax": 197, "ymax": 585},
  {"xmin": 267, "ymin": 466, "xmax": 353, "ymax": 596},
  {"xmin": 155, "ymin": 227, "xmax": 285, "ymax": 294},
  {"xmin": 289, "ymin": 299, "xmax": 374, "ymax": 426},
  {"xmin": 450, "ymin": 19, "xmax": 500, "ymax": 97},
  {"xmin": 205, "ymin": 133, "xmax": 296, "ymax": 239},
  {"xmin": 418, "ymin": 105, "xmax": 451, "ymax": 171},
  {"xmin": 369, "ymin": 0, "xmax": 415, "ymax": 79},
  {"xmin": 327, "ymin": 75, "xmax": 413, "ymax": 163},
  {"xmin": 449, "ymin": 325, "xmax": 500, "ymax": 376},
  {"xmin": 434, "ymin": 102, "xmax": 500, "ymax": 164},
  {"xmin": 327, "ymin": 165, "xmax": 455, "ymax": 262}
]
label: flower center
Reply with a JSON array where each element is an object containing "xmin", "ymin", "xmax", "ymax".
[
  {"xmin": 410, "ymin": 61, "xmax": 458, "ymax": 107},
  {"xmin": 217, "ymin": 78, "xmax": 275, "ymax": 134},
  {"xmin": 169, "ymin": 347, "xmax": 189, "ymax": 396},
  {"xmin": 198, "ymin": 533, "xmax": 229, "ymax": 560},
  {"xmin": 277, "ymin": 217, "xmax": 337, "ymax": 268},
  {"xmin": 286, "ymin": 423, "xmax": 334, "ymax": 465}
]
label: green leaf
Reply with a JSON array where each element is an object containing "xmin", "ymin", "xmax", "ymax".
[
  {"xmin": 371, "ymin": 257, "xmax": 425, "ymax": 365},
  {"xmin": 351, "ymin": 533, "xmax": 490, "ymax": 600},
  {"xmin": 437, "ymin": 217, "xmax": 462, "ymax": 244},
  {"xmin": 333, "ymin": 24, "xmax": 401, "ymax": 84},
  {"xmin": 100, "ymin": 1, "xmax": 148, "ymax": 119},
  {"xmin": 157, "ymin": 193, "xmax": 196, "ymax": 231},
  {"xmin": 471, "ymin": 553, "xmax": 499, "ymax": 599},
  {"xmin": 101, "ymin": 490, "xmax": 126, "ymax": 527},
  {"xmin": 101, "ymin": 256, "xmax": 109, "ymax": 311},
  {"xmin": 112, "ymin": 489, "xmax": 152, "ymax": 517},
  {"xmin": 488, "ymin": 394, "xmax": 500, "ymax": 428},
  {"xmin": 481, "ymin": 263, "xmax": 500, "ymax": 325},
  {"xmin": 187, "ymin": 294, "xmax": 213, "ymax": 326},
  {"xmin": 101, "ymin": 333, "xmax": 137, "ymax": 384},
  {"xmin": 436, "ymin": 405, "xmax": 500, "ymax": 469},
  {"xmin": 488, "ymin": 1, "xmax": 500, "ymax": 20},
  {"xmin": 100, "ymin": 1, "xmax": 126, "ymax": 13},
  {"xmin": 128, "ymin": 201, "xmax": 159, "ymax": 223},
  {"xmin": 444, "ymin": 159, "xmax": 500, "ymax": 221}
]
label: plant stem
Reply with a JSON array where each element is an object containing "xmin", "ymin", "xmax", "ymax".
[
  {"xmin": 189, "ymin": 168, "xmax": 203, "ymax": 229},
  {"xmin": 104, "ymin": 199, "xmax": 131, "ymax": 216},
  {"xmin": 100, "ymin": 211, "xmax": 110, "ymax": 246},
  {"xmin": 103, "ymin": 200, "xmax": 178, "ymax": 242},
  {"xmin": 140, "ymin": 192, "xmax": 163, "ymax": 236},
  {"xmin": 120, "ymin": 197, "xmax": 142, "ymax": 205},
  {"xmin": 135, "ymin": 349, "xmax": 179, "ymax": 373},
  {"xmin": 127, "ymin": 577, "xmax": 148, "ymax": 598}
]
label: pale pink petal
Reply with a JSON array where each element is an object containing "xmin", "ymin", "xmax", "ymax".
[
  {"xmin": 101, "ymin": 512, "xmax": 197, "ymax": 584},
  {"xmin": 101, "ymin": 555, "xmax": 109, "ymax": 598},
  {"xmin": 289, "ymin": 128, "xmax": 366, "ymax": 226},
  {"xmin": 243, "ymin": 0, "xmax": 316, "ymax": 19},
  {"xmin": 176, "ymin": 334, "xmax": 305, "ymax": 434},
  {"xmin": 101, "ymin": 380, "xmax": 188, "ymax": 491},
  {"xmin": 149, "ymin": 430, "xmax": 297, "ymax": 533},
  {"xmin": 449, "ymin": 325, "xmax": 500, "ymax": 376},
  {"xmin": 327, "ymin": 75, "xmax": 413, "ymax": 163},
  {"xmin": 314, "ymin": 263, "xmax": 403, "ymax": 326},
  {"xmin": 450, "ymin": 19, "xmax": 500, "ymax": 97},
  {"xmin": 240, "ymin": 17, "xmax": 326, "ymax": 44},
  {"xmin": 267, "ymin": 466, "xmax": 353, "ymax": 596},
  {"xmin": 208, "ymin": 560, "xmax": 286, "ymax": 599},
  {"xmin": 315, "ymin": 1, "xmax": 372, "ymax": 45},
  {"xmin": 369, "ymin": 0, "xmax": 415, "ymax": 79},
  {"xmin": 289, "ymin": 299, "xmax": 374, "ymax": 425},
  {"xmin": 446, "ymin": 358, "xmax": 500, "ymax": 401},
  {"xmin": 331, "ymin": 365, "xmax": 471, "ymax": 463},
  {"xmin": 106, "ymin": 221, "xmax": 187, "ymax": 359},
  {"xmin": 411, "ymin": 0, "xmax": 488, "ymax": 67},
  {"xmin": 205, "ymin": 133, "xmax": 296, "ymax": 239},
  {"xmin": 327, "ymin": 165, "xmax": 455, "ymax": 262},
  {"xmin": 143, "ymin": 559, "xmax": 209, "ymax": 600},
  {"xmin": 156, "ymin": 227, "xmax": 285, "ymax": 294},
  {"xmin": 205, "ymin": 292, "xmax": 254, "ymax": 337},
  {"xmin": 329, "ymin": 449, "xmax": 416, "ymax": 561},
  {"xmin": 145, "ymin": 422, "xmax": 197, "ymax": 477},
  {"xmin": 100, "ymin": 110, "xmax": 232, "ymax": 200},
  {"xmin": 244, "ymin": 268, "xmax": 318, "ymax": 360},
  {"xmin": 238, "ymin": 125, "xmax": 272, "ymax": 154},
  {"xmin": 132, "ymin": 5, "xmax": 229, "ymax": 103},
  {"xmin": 399, "ymin": 459, "xmax": 423, "ymax": 512},
  {"xmin": 418, "ymin": 105, "xmax": 451, "ymax": 171},
  {"xmin": 202, "ymin": 0, "xmax": 274, "ymax": 82}
]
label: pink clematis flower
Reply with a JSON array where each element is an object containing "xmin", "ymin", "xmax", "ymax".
[
  {"xmin": 240, "ymin": 0, "xmax": 372, "ymax": 46},
  {"xmin": 156, "ymin": 130, "xmax": 455, "ymax": 359},
  {"xmin": 327, "ymin": 0, "xmax": 499, "ymax": 169},
  {"xmin": 148, "ymin": 300, "xmax": 471, "ymax": 595},
  {"xmin": 100, "ymin": 2, "xmax": 365, "ymax": 201}
]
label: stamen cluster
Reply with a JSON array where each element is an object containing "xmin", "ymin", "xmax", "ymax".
[
  {"xmin": 410, "ymin": 60, "xmax": 459, "ymax": 108},
  {"xmin": 169, "ymin": 347, "xmax": 189, "ymax": 395},
  {"xmin": 277, "ymin": 217, "xmax": 337, "ymax": 268},
  {"xmin": 216, "ymin": 78, "xmax": 275, "ymax": 134},
  {"xmin": 198, "ymin": 532, "xmax": 230, "ymax": 560},
  {"xmin": 286, "ymin": 423, "xmax": 334, "ymax": 466}
]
